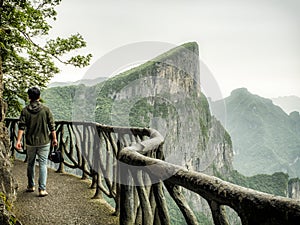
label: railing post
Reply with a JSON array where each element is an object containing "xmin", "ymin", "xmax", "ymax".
[
  {"xmin": 114, "ymin": 182, "xmax": 120, "ymax": 216},
  {"xmin": 119, "ymin": 166, "xmax": 134, "ymax": 225},
  {"xmin": 92, "ymin": 173, "xmax": 103, "ymax": 200},
  {"xmin": 152, "ymin": 181, "xmax": 170, "ymax": 225},
  {"xmin": 56, "ymin": 149, "xmax": 64, "ymax": 173},
  {"xmin": 56, "ymin": 124, "xmax": 64, "ymax": 173},
  {"xmin": 208, "ymin": 201, "xmax": 229, "ymax": 225}
]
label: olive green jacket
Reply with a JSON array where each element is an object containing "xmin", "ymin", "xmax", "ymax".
[{"xmin": 18, "ymin": 100, "xmax": 55, "ymax": 146}]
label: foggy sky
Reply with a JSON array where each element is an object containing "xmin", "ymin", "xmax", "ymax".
[{"xmin": 49, "ymin": 0, "xmax": 300, "ymax": 100}]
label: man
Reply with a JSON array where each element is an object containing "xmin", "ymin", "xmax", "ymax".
[{"xmin": 15, "ymin": 87, "xmax": 58, "ymax": 197}]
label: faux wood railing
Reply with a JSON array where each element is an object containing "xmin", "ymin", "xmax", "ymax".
[{"xmin": 5, "ymin": 118, "xmax": 300, "ymax": 225}]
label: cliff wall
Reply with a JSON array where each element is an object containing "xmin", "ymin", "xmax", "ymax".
[
  {"xmin": 288, "ymin": 178, "xmax": 300, "ymax": 200},
  {"xmin": 0, "ymin": 122, "xmax": 17, "ymax": 225},
  {"xmin": 96, "ymin": 42, "xmax": 233, "ymax": 176}
]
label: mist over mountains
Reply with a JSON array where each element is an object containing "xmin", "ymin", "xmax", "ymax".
[
  {"xmin": 210, "ymin": 88, "xmax": 300, "ymax": 178},
  {"xmin": 272, "ymin": 95, "xmax": 300, "ymax": 114}
]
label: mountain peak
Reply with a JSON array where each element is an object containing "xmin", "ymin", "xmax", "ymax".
[
  {"xmin": 211, "ymin": 88, "xmax": 300, "ymax": 177},
  {"xmin": 230, "ymin": 88, "xmax": 249, "ymax": 96}
]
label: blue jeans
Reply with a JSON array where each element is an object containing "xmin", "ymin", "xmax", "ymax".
[{"xmin": 27, "ymin": 144, "xmax": 50, "ymax": 191}]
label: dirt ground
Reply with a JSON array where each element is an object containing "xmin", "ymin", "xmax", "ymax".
[{"xmin": 12, "ymin": 159, "xmax": 118, "ymax": 225}]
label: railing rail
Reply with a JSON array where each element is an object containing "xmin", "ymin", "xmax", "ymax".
[
  {"xmin": 5, "ymin": 118, "xmax": 300, "ymax": 225},
  {"xmin": 5, "ymin": 118, "xmax": 166, "ymax": 217},
  {"xmin": 119, "ymin": 148, "xmax": 300, "ymax": 225}
]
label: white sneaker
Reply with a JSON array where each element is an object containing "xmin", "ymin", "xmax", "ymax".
[
  {"xmin": 39, "ymin": 190, "xmax": 48, "ymax": 197},
  {"xmin": 26, "ymin": 186, "xmax": 35, "ymax": 192}
]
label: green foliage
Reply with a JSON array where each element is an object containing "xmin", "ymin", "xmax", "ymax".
[
  {"xmin": 98, "ymin": 60, "xmax": 157, "ymax": 96},
  {"xmin": 41, "ymin": 85, "xmax": 77, "ymax": 121},
  {"xmin": 42, "ymin": 84, "xmax": 98, "ymax": 122},
  {"xmin": 288, "ymin": 177, "xmax": 300, "ymax": 186},
  {"xmin": 129, "ymin": 98, "xmax": 152, "ymax": 127},
  {"xmin": 0, "ymin": 192, "xmax": 11, "ymax": 211},
  {"xmin": 128, "ymin": 97, "xmax": 178, "ymax": 127},
  {"xmin": 95, "ymin": 96, "xmax": 114, "ymax": 124},
  {"xmin": 213, "ymin": 162, "xmax": 290, "ymax": 197},
  {"xmin": 154, "ymin": 42, "xmax": 198, "ymax": 63},
  {"xmin": 0, "ymin": 191, "xmax": 19, "ymax": 225},
  {"xmin": 199, "ymin": 94, "xmax": 211, "ymax": 139},
  {"xmin": 227, "ymin": 170, "xmax": 289, "ymax": 197},
  {"xmin": 0, "ymin": 0, "xmax": 92, "ymax": 117}
]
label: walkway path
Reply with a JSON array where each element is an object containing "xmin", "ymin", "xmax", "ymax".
[{"xmin": 12, "ymin": 159, "xmax": 119, "ymax": 225}]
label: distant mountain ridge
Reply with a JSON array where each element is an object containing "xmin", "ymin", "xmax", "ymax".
[
  {"xmin": 211, "ymin": 88, "xmax": 300, "ymax": 178},
  {"xmin": 272, "ymin": 95, "xmax": 300, "ymax": 114},
  {"xmin": 48, "ymin": 76, "xmax": 108, "ymax": 87}
]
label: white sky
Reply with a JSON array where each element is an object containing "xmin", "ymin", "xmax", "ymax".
[{"xmin": 49, "ymin": 0, "xmax": 300, "ymax": 100}]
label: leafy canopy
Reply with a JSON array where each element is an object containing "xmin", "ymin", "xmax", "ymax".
[{"xmin": 0, "ymin": 0, "xmax": 92, "ymax": 116}]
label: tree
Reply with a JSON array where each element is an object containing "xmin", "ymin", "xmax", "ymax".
[
  {"xmin": 0, "ymin": 0, "xmax": 92, "ymax": 117},
  {"xmin": 0, "ymin": 2, "xmax": 91, "ymax": 222}
]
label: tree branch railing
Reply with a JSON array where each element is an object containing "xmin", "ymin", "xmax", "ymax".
[
  {"xmin": 119, "ymin": 148, "xmax": 300, "ymax": 225},
  {"xmin": 5, "ymin": 118, "xmax": 300, "ymax": 225}
]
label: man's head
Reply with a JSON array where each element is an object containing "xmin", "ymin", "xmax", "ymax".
[{"xmin": 27, "ymin": 87, "xmax": 40, "ymax": 101}]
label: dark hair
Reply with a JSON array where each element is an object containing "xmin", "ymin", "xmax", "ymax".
[{"xmin": 27, "ymin": 87, "xmax": 40, "ymax": 101}]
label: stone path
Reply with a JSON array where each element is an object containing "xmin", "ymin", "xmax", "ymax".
[{"xmin": 12, "ymin": 159, "xmax": 119, "ymax": 225}]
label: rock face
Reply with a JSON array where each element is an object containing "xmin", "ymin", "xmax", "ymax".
[
  {"xmin": 288, "ymin": 178, "xmax": 300, "ymax": 200},
  {"xmin": 94, "ymin": 42, "xmax": 234, "ymax": 218},
  {"xmin": 0, "ymin": 122, "xmax": 17, "ymax": 225},
  {"xmin": 96, "ymin": 42, "xmax": 233, "ymax": 176},
  {"xmin": 43, "ymin": 42, "xmax": 234, "ymax": 177}
]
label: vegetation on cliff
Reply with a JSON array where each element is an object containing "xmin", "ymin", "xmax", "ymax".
[{"xmin": 227, "ymin": 171, "xmax": 289, "ymax": 197}]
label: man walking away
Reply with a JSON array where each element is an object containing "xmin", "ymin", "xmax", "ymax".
[{"xmin": 15, "ymin": 87, "xmax": 58, "ymax": 197}]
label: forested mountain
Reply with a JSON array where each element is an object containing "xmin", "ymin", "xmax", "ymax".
[
  {"xmin": 211, "ymin": 88, "xmax": 300, "ymax": 178},
  {"xmin": 42, "ymin": 81, "xmax": 294, "ymax": 194},
  {"xmin": 45, "ymin": 83, "xmax": 103, "ymax": 122}
]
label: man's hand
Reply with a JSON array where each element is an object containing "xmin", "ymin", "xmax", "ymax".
[
  {"xmin": 51, "ymin": 130, "xmax": 58, "ymax": 147},
  {"xmin": 15, "ymin": 141, "xmax": 22, "ymax": 150},
  {"xmin": 16, "ymin": 129, "xmax": 24, "ymax": 150},
  {"xmin": 52, "ymin": 138, "xmax": 58, "ymax": 146},
  {"xmin": 52, "ymin": 138, "xmax": 58, "ymax": 147}
]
